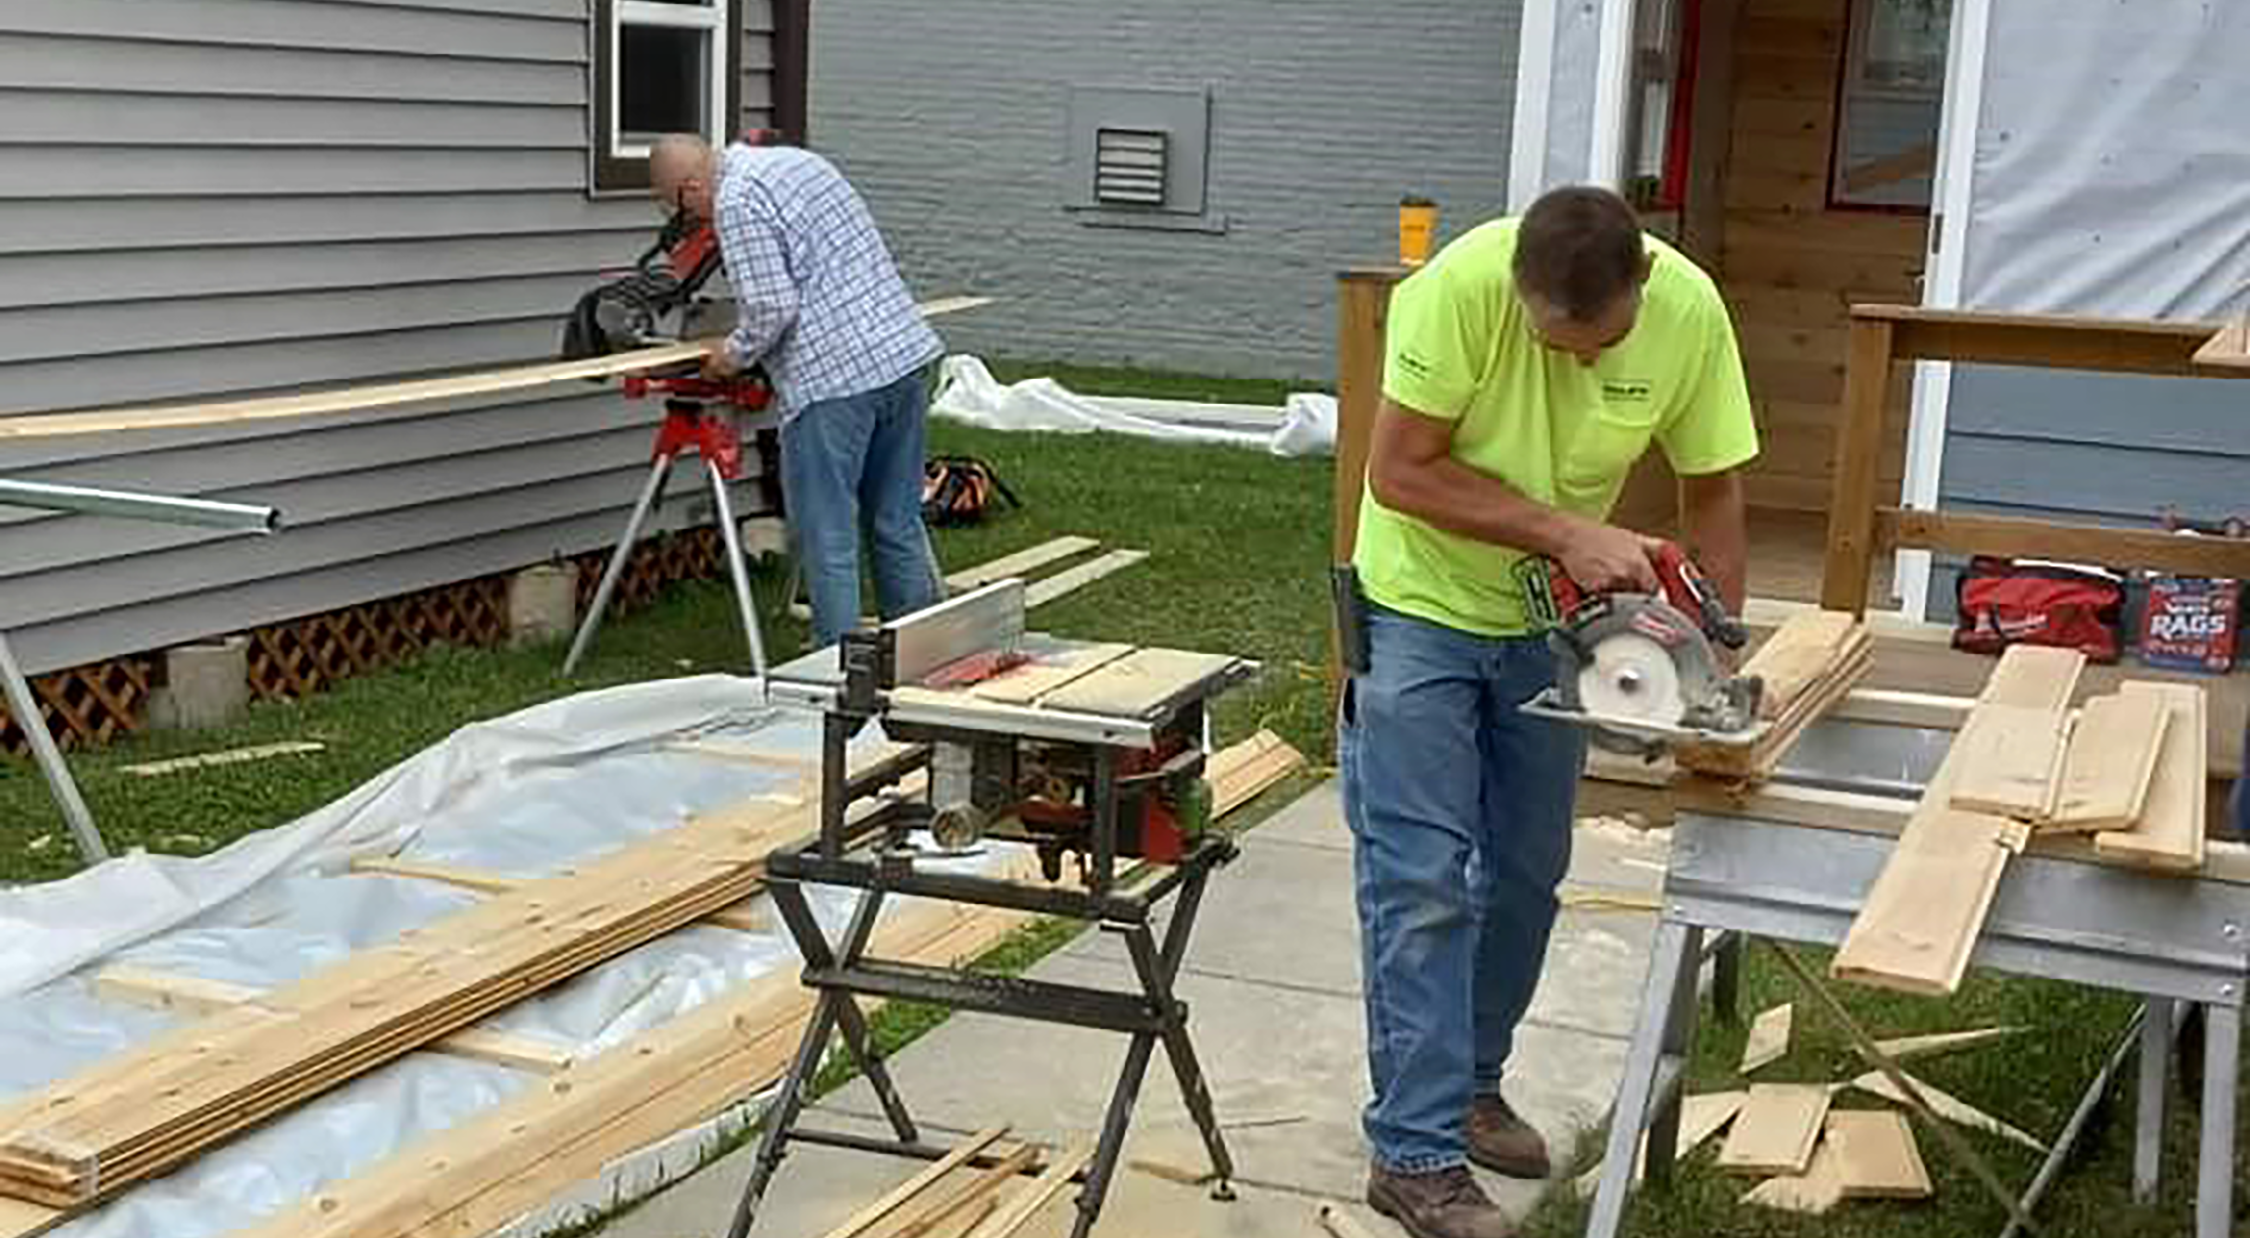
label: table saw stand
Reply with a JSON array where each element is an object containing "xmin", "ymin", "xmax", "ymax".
[
  {"xmin": 1586, "ymin": 704, "xmax": 2246, "ymax": 1238},
  {"xmin": 728, "ymin": 585, "xmax": 1257, "ymax": 1238}
]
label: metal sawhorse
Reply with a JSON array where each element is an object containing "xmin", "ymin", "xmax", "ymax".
[{"xmin": 1586, "ymin": 713, "xmax": 2246, "ymax": 1238}]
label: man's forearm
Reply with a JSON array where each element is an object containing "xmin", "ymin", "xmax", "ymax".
[
  {"xmin": 1372, "ymin": 451, "xmax": 1599, "ymax": 560},
  {"xmin": 1680, "ymin": 471, "xmax": 1749, "ymax": 614}
]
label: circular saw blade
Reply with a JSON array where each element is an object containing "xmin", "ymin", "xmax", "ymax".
[{"xmin": 1576, "ymin": 631, "xmax": 1692, "ymax": 725}]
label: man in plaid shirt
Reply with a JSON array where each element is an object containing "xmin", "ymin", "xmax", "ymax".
[{"xmin": 650, "ymin": 133, "xmax": 945, "ymax": 649}]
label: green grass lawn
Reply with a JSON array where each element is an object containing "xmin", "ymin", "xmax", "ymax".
[{"xmin": 0, "ymin": 358, "xmax": 2238, "ymax": 1236}]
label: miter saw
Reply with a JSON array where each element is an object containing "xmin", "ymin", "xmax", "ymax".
[{"xmin": 1521, "ymin": 542, "xmax": 1765, "ymax": 757}]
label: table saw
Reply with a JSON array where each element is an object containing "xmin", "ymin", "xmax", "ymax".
[{"xmin": 728, "ymin": 580, "xmax": 1259, "ymax": 1238}]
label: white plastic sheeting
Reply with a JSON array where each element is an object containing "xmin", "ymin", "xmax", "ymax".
[
  {"xmin": 1960, "ymin": 2, "xmax": 2250, "ymax": 318},
  {"xmin": 930, "ymin": 355, "xmax": 1337, "ymax": 457},
  {"xmin": 0, "ymin": 677, "xmax": 997, "ymax": 1238}
]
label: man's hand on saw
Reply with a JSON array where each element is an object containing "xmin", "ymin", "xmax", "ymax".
[
  {"xmin": 702, "ymin": 345, "xmax": 745, "ymax": 381},
  {"xmin": 1559, "ymin": 525, "xmax": 1664, "ymax": 594}
]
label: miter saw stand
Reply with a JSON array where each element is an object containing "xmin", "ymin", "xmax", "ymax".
[{"xmin": 725, "ymin": 582, "xmax": 1259, "ymax": 1238}]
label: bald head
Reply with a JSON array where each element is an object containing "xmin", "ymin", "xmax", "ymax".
[{"xmin": 649, "ymin": 134, "xmax": 720, "ymax": 221}]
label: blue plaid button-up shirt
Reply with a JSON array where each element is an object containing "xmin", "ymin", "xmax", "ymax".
[{"xmin": 712, "ymin": 144, "xmax": 942, "ymax": 420}]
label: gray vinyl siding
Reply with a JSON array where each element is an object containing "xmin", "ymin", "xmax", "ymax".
[
  {"xmin": 806, "ymin": 0, "xmax": 1520, "ymax": 382},
  {"xmin": 1929, "ymin": 366, "xmax": 2250, "ymax": 623},
  {"xmin": 0, "ymin": 0, "xmax": 779, "ymax": 676}
]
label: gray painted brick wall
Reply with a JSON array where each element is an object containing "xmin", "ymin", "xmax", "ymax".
[{"xmin": 807, "ymin": 1, "xmax": 1522, "ymax": 383}]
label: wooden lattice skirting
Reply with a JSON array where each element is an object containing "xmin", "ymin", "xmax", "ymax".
[{"xmin": 1, "ymin": 528, "xmax": 726, "ymax": 756}]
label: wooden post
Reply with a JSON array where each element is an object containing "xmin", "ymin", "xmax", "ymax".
[
  {"xmin": 1331, "ymin": 267, "xmax": 1407, "ymax": 702},
  {"xmin": 1819, "ymin": 315, "xmax": 1898, "ymax": 615},
  {"xmin": 1335, "ymin": 268, "xmax": 1407, "ymax": 566}
]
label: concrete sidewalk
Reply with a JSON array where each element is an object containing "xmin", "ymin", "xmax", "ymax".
[{"xmin": 603, "ymin": 783, "xmax": 1671, "ymax": 1238}]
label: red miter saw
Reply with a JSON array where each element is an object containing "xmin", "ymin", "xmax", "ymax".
[{"xmin": 1521, "ymin": 542, "xmax": 1765, "ymax": 758}]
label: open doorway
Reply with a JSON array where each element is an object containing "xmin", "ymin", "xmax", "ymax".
[{"xmin": 1608, "ymin": 0, "xmax": 1951, "ymax": 596}]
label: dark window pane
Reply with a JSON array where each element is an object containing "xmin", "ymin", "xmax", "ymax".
[{"xmin": 620, "ymin": 24, "xmax": 709, "ymax": 141}]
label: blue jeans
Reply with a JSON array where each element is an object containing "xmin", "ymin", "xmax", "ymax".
[
  {"xmin": 781, "ymin": 369, "xmax": 945, "ymax": 649},
  {"xmin": 1341, "ymin": 604, "xmax": 1586, "ymax": 1173}
]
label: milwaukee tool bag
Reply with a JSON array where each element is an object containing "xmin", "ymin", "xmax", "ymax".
[{"xmin": 1952, "ymin": 555, "xmax": 2125, "ymax": 663}]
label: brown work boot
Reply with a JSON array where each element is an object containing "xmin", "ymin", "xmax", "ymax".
[
  {"xmin": 1366, "ymin": 1163, "xmax": 1517, "ymax": 1238},
  {"xmin": 1465, "ymin": 1094, "xmax": 1551, "ymax": 1179}
]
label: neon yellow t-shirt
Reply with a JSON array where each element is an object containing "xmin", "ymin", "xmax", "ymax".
[{"xmin": 1353, "ymin": 219, "xmax": 1759, "ymax": 637}]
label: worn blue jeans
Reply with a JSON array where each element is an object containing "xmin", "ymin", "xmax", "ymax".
[
  {"xmin": 781, "ymin": 369, "xmax": 945, "ymax": 649},
  {"xmin": 1341, "ymin": 603, "xmax": 1587, "ymax": 1173}
]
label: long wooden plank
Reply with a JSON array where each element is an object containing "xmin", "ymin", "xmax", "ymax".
[
  {"xmin": 348, "ymin": 856, "xmax": 765, "ymax": 931},
  {"xmin": 119, "ymin": 742, "xmax": 327, "ymax": 778},
  {"xmin": 1880, "ymin": 509, "xmax": 2250, "ymax": 582},
  {"xmin": 968, "ymin": 642, "xmax": 1134, "ymax": 706},
  {"xmin": 1849, "ymin": 1070, "xmax": 2048, "ymax": 1153},
  {"xmin": 230, "ymin": 889, "xmax": 1036, "ymax": 1238},
  {"xmin": 1717, "ymin": 1084, "xmax": 1831, "ymax": 1175},
  {"xmin": 1831, "ymin": 645, "xmax": 2085, "ymax": 995},
  {"xmin": 944, "ymin": 537, "xmax": 1100, "ymax": 592},
  {"xmin": 1038, "ymin": 648, "xmax": 1238, "ymax": 718},
  {"xmin": 0, "ymin": 790, "xmax": 816, "ymax": 1206},
  {"xmin": 2048, "ymin": 689, "xmax": 2170, "ymax": 832},
  {"xmin": 1023, "ymin": 550, "xmax": 1150, "ymax": 609},
  {"xmin": 964, "ymin": 1143, "xmax": 1095, "ymax": 1238},
  {"xmin": 823, "ymin": 1128, "xmax": 1011, "ymax": 1238},
  {"xmin": 88, "ymin": 967, "xmax": 572, "ymax": 1075},
  {"xmin": 2095, "ymin": 682, "xmax": 2209, "ymax": 871}
]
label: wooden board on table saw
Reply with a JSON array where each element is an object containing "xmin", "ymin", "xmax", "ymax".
[
  {"xmin": 1038, "ymin": 648, "xmax": 1239, "ymax": 718},
  {"xmin": 968, "ymin": 642, "xmax": 1135, "ymax": 705}
]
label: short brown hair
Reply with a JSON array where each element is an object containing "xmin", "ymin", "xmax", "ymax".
[{"xmin": 1512, "ymin": 187, "xmax": 1647, "ymax": 322}]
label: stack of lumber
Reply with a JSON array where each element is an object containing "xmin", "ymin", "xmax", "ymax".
[
  {"xmin": 1832, "ymin": 645, "xmax": 2209, "ymax": 995},
  {"xmin": 811, "ymin": 1127, "xmax": 1092, "ymax": 1238},
  {"xmin": 1676, "ymin": 609, "xmax": 1872, "ymax": 783},
  {"xmin": 232, "ymin": 860, "xmax": 1049, "ymax": 1238},
  {"xmin": 1206, "ymin": 729, "xmax": 1307, "ymax": 817},
  {"xmin": 0, "ymin": 792, "xmax": 812, "ymax": 1211},
  {"xmin": 1737, "ymin": 1108, "xmax": 1934, "ymax": 1216}
]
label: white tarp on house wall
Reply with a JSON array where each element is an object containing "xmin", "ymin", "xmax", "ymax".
[{"xmin": 1959, "ymin": 1, "xmax": 2250, "ymax": 318}]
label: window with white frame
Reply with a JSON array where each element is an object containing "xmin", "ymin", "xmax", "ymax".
[{"xmin": 591, "ymin": 0, "xmax": 742, "ymax": 193}]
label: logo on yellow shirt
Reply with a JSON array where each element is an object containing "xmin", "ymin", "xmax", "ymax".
[{"xmin": 1603, "ymin": 379, "xmax": 1654, "ymax": 404}]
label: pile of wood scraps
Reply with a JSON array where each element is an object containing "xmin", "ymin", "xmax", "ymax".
[
  {"xmin": 1675, "ymin": 608, "xmax": 1873, "ymax": 784},
  {"xmin": 1833, "ymin": 644, "xmax": 2209, "ymax": 995},
  {"xmin": 814, "ymin": 1129, "xmax": 1091, "ymax": 1238}
]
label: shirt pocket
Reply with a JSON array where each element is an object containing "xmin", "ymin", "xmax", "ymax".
[{"xmin": 1558, "ymin": 403, "xmax": 1662, "ymax": 502}]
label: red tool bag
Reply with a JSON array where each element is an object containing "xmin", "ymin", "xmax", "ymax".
[{"xmin": 1952, "ymin": 556, "xmax": 2126, "ymax": 663}]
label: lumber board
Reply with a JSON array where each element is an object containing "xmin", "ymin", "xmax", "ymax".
[
  {"xmin": 824, "ymin": 1128, "xmax": 1011, "ymax": 1238},
  {"xmin": 0, "ymin": 789, "xmax": 818, "ymax": 1207},
  {"xmin": 1849, "ymin": 1070, "xmax": 2047, "ymax": 1153},
  {"xmin": 350, "ymin": 855, "xmax": 768, "ymax": 932},
  {"xmin": 234, "ymin": 866, "xmax": 1041, "ymax": 1238},
  {"xmin": 0, "ymin": 341, "xmax": 714, "ymax": 441},
  {"xmin": 968, "ymin": 642, "xmax": 1134, "ymax": 706},
  {"xmin": 1823, "ymin": 1109, "xmax": 1932, "ymax": 1199},
  {"xmin": 1831, "ymin": 645, "xmax": 2085, "ymax": 995},
  {"xmin": 1207, "ymin": 729, "xmax": 1307, "ymax": 818},
  {"xmin": 1745, "ymin": 609, "xmax": 1860, "ymax": 720},
  {"xmin": 965, "ymin": 1143, "xmax": 1094, "ymax": 1238},
  {"xmin": 944, "ymin": 537, "xmax": 1100, "ymax": 592},
  {"xmin": 2197, "ymin": 316, "xmax": 2250, "ymax": 369},
  {"xmin": 890, "ymin": 1145, "xmax": 1039, "ymax": 1238},
  {"xmin": 1038, "ymin": 648, "xmax": 1239, "ymax": 718},
  {"xmin": 1740, "ymin": 1003, "xmax": 1794, "ymax": 1074},
  {"xmin": 1022, "ymin": 550, "xmax": 1150, "ymax": 609},
  {"xmin": 89, "ymin": 966, "xmax": 571, "ymax": 1075},
  {"xmin": 1676, "ymin": 778, "xmax": 2250, "ymax": 886},
  {"xmin": 1946, "ymin": 704, "xmax": 2068, "ymax": 820},
  {"xmin": 1717, "ymin": 1084, "xmax": 1831, "ymax": 1175},
  {"xmin": 2048, "ymin": 689, "xmax": 2170, "ymax": 831},
  {"xmin": 2095, "ymin": 682, "xmax": 2209, "ymax": 872},
  {"xmin": 119, "ymin": 742, "xmax": 326, "ymax": 777},
  {"xmin": 1675, "ymin": 630, "xmax": 1870, "ymax": 782}
]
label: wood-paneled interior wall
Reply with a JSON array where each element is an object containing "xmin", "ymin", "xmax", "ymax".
[{"xmin": 1620, "ymin": 0, "xmax": 1930, "ymax": 528}]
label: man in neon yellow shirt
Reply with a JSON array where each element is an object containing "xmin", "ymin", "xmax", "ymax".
[{"xmin": 1343, "ymin": 187, "xmax": 1756, "ymax": 1238}]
